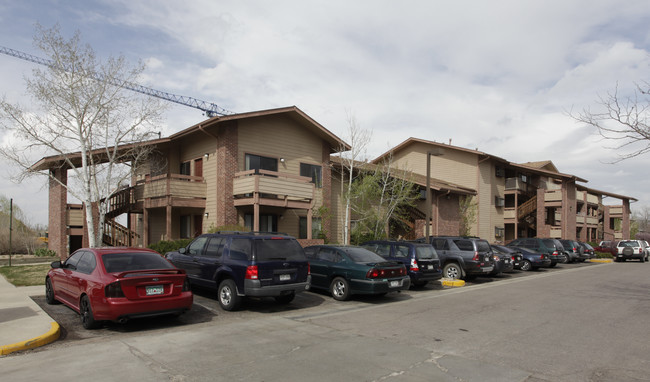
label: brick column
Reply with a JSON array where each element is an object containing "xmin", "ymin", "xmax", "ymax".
[
  {"xmin": 48, "ymin": 168, "xmax": 68, "ymax": 259},
  {"xmin": 216, "ymin": 121, "xmax": 238, "ymax": 226},
  {"xmin": 622, "ymin": 199, "xmax": 631, "ymax": 240}
]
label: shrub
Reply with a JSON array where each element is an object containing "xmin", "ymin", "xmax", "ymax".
[
  {"xmin": 34, "ymin": 248, "xmax": 57, "ymax": 257},
  {"xmin": 148, "ymin": 239, "xmax": 192, "ymax": 255}
]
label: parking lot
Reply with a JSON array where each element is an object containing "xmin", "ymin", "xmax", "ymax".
[{"xmin": 34, "ymin": 260, "xmax": 595, "ymax": 344}]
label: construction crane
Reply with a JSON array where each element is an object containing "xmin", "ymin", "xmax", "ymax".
[{"xmin": 0, "ymin": 45, "xmax": 233, "ymax": 117}]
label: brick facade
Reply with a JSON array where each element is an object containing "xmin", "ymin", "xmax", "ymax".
[
  {"xmin": 216, "ymin": 121, "xmax": 238, "ymax": 227},
  {"xmin": 48, "ymin": 168, "xmax": 68, "ymax": 259}
]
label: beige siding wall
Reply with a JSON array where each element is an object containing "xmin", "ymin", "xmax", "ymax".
[
  {"xmin": 391, "ymin": 142, "xmax": 478, "ymax": 189},
  {"xmin": 238, "ymin": 115, "xmax": 325, "ymax": 209},
  {"xmin": 148, "ymin": 209, "xmax": 167, "ymax": 243},
  {"xmin": 477, "ymin": 160, "xmax": 504, "ymax": 242}
]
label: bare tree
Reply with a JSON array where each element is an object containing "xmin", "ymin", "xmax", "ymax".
[
  {"xmin": 337, "ymin": 112, "xmax": 372, "ymax": 244},
  {"xmin": 574, "ymin": 82, "xmax": 650, "ymax": 162},
  {"xmin": 348, "ymin": 155, "xmax": 420, "ymax": 242},
  {"xmin": 0, "ymin": 25, "xmax": 164, "ymax": 247}
]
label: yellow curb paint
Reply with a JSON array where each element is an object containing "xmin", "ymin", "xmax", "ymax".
[
  {"xmin": 441, "ymin": 279, "xmax": 465, "ymax": 287},
  {"xmin": 0, "ymin": 322, "xmax": 60, "ymax": 356},
  {"xmin": 589, "ymin": 259, "xmax": 614, "ymax": 263}
]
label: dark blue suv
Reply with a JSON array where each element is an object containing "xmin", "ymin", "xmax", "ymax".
[
  {"xmin": 361, "ymin": 240, "xmax": 442, "ymax": 287},
  {"xmin": 166, "ymin": 232, "xmax": 310, "ymax": 311}
]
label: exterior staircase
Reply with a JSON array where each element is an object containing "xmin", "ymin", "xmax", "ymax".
[{"xmin": 102, "ymin": 186, "xmax": 140, "ymax": 247}]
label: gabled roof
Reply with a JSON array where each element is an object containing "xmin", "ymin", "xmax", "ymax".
[
  {"xmin": 518, "ymin": 160, "xmax": 559, "ymax": 173},
  {"xmin": 172, "ymin": 106, "xmax": 350, "ymax": 152},
  {"xmin": 331, "ymin": 156, "xmax": 476, "ymax": 196},
  {"xmin": 371, "ymin": 137, "xmax": 508, "ymax": 165},
  {"xmin": 30, "ymin": 106, "xmax": 349, "ymax": 171}
]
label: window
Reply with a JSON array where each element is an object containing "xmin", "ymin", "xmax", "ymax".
[
  {"xmin": 180, "ymin": 215, "xmax": 192, "ymax": 238},
  {"xmin": 453, "ymin": 240, "xmax": 474, "ymax": 251},
  {"xmin": 300, "ymin": 163, "xmax": 322, "ymax": 188},
  {"xmin": 180, "ymin": 161, "xmax": 191, "ymax": 175},
  {"xmin": 187, "ymin": 236, "xmax": 208, "ymax": 256},
  {"xmin": 245, "ymin": 214, "xmax": 278, "ymax": 232},
  {"xmin": 245, "ymin": 154, "xmax": 278, "ymax": 173},
  {"xmin": 395, "ymin": 245, "xmax": 410, "ymax": 258},
  {"xmin": 431, "ymin": 239, "xmax": 449, "ymax": 251},
  {"xmin": 205, "ymin": 237, "xmax": 225, "ymax": 258},
  {"xmin": 64, "ymin": 251, "xmax": 84, "ymax": 270},
  {"xmin": 76, "ymin": 252, "xmax": 96, "ymax": 274},
  {"xmin": 495, "ymin": 196, "xmax": 505, "ymax": 207},
  {"xmin": 229, "ymin": 238, "xmax": 252, "ymax": 261},
  {"xmin": 299, "ymin": 217, "xmax": 322, "ymax": 239},
  {"xmin": 495, "ymin": 227, "xmax": 505, "ymax": 238}
]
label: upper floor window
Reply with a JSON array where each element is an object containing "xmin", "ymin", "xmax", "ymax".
[
  {"xmin": 300, "ymin": 163, "xmax": 322, "ymax": 188},
  {"xmin": 246, "ymin": 154, "xmax": 277, "ymax": 173},
  {"xmin": 180, "ymin": 161, "xmax": 191, "ymax": 176}
]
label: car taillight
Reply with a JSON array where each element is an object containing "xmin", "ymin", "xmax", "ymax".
[
  {"xmin": 410, "ymin": 258, "xmax": 419, "ymax": 271},
  {"xmin": 540, "ymin": 254, "xmax": 545, "ymax": 259},
  {"xmin": 473, "ymin": 251, "xmax": 480, "ymax": 261},
  {"xmin": 308, "ymin": 263, "xmax": 311, "ymax": 275},
  {"xmin": 105, "ymin": 281, "xmax": 125, "ymax": 298},
  {"xmin": 245, "ymin": 265, "xmax": 258, "ymax": 280},
  {"xmin": 366, "ymin": 267, "xmax": 405, "ymax": 279},
  {"xmin": 552, "ymin": 250, "xmax": 559, "ymax": 256},
  {"xmin": 182, "ymin": 278, "xmax": 191, "ymax": 292},
  {"xmin": 511, "ymin": 256, "xmax": 515, "ymax": 261}
]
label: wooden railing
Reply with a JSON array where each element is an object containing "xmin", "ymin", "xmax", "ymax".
[
  {"xmin": 233, "ymin": 169, "xmax": 314, "ymax": 201},
  {"xmin": 141, "ymin": 173, "xmax": 206, "ymax": 199},
  {"xmin": 105, "ymin": 186, "xmax": 136, "ymax": 219},
  {"xmin": 517, "ymin": 196, "xmax": 537, "ymax": 220},
  {"xmin": 103, "ymin": 219, "xmax": 139, "ymax": 247}
]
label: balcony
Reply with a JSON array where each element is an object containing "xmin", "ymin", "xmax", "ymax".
[
  {"xmin": 233, "ymin": 169, "xmax": 315, "ymax": 208},
  {"xmin": 544, "ymin": 190, "xmax": 562, "ymax": 206},
  {"xmin": 609, "ymin": 206, "xmax": 623, "ymax": 217},
  {"xmin": 586, "ymin": 193, "xmax": 599, "ymax": 205},
  {"xmin": 550, "ymin": 227, "xmax": 562, "ymax": 238},
  {"xmin": 136, "ymin": 174, "xmax": 206, "ymax": 208},
  {"xmin": 504, "ymin": 208, "xmax": 516, "ymax": 220},
  {"xmin": 505, "ymin": 177, "xmax": 531, "ymax": 193}
]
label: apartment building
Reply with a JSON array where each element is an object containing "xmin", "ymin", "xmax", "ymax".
[
  {"xmin": 373, "ymin": 138, "xmax": 635, "ymax": 243},
  {"xmin": 36, "ymin": 106, "xmax": 349, "ymax": 256}
]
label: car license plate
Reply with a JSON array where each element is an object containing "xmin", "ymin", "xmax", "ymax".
[
  {"xmin": 279, "ymin": 274, "xmax": 291, "ymax": 281},
  {"xmin": 427, "ymin": 265, "xmax": 433, "ymax": 270},
  {"xmin": 146, "ymin": 285, "xmax": 164, "ymax": 296},
  {"xmin": 389, "ymin": 280, "xmax": 401, "ymax": 288}
]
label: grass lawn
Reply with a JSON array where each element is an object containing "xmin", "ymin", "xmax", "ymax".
[{"xmin": 0, "ymin": 264, "xmax": 50, "ymax": 286}]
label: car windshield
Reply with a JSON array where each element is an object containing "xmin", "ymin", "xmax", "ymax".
[
  {"xmin": 255, "ymin": 239, "xmax": 307, "ymax": 261},
  {"xmin": 343, "ymin": 247, "xmax": 385, "ymax": 263},
  {"xmin": 415, "ymin": 245, "xmax": 438, "ymax": 259},
  {"xmin": 102, "ymin": 252, "xmax": 174, "ymax": 273}
]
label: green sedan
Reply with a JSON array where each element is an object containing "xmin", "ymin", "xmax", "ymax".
[{"xmin": 304, "ymin": 245, "xmax": 411, "ymax": 301}]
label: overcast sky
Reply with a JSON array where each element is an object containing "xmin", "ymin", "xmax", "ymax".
[{"xmin": 1, "ymin": 0, "xmax": 650, "ymax": 226}]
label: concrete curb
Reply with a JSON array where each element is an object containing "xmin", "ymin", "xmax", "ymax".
[
  {"xmin": 589, "ymin": 259, "xmax": 614, "ymax": 263},
  {"xmin": 441, "ymin": 279, "xmax": 466, "ymax": 287},
  {"xmin": 0, "ymin": 322, "xmax": 60, "ymax": 356}
]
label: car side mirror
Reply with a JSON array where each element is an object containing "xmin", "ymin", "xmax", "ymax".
[
  {"xmin": 179, "ymin": 247, "xmax": 186, "ymax": 254},
  {"xmin": 50, "ymin": 261, "xmax": 62, "ymax": 269}
]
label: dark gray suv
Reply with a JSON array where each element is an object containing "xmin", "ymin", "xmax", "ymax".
[
  {"xmin": 418, "ymin": 236, "xmax": 495, "ymax": 280},
  {"xmin": 166, "ymin": 231, "xmax": 310, "ymax": 311}
]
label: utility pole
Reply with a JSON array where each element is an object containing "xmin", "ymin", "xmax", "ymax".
[{"xmin": 9, "ymin": 198, "xmax": 13, "ymax": 267}]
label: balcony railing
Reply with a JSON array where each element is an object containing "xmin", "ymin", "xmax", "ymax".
[
  {"xmin": 505, "ymin": 177, "xmax": 531, "ymax": 192},
  {"xmin": 233, "ymin": 169, "xmax": 314, "ymax": 202},
  {"xmin": 609, "ymin": 206, "xmax": 623, "ymax": 217},
  {"xmin": 544, "ymin": 190, "xmax": 562, "ymax": 203},
  {"xmin": 139, "ymin": 174, "xmax": 206, "ymax": 200}
]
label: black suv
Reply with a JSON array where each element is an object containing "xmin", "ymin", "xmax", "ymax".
[
  {"xmin": 361, "ymin": 240, "xmax": 442, "ymax": 287},
  {"xmin": 506, "ymin": 238, "xmax": 563, "ymax": 266},
  {"xmin": 417, "ymin": 236, "xmax": 495, "ymax": 280},
  {"xmin": 165, "ymin": 232, "xmax": 310, "ymax": 311}
]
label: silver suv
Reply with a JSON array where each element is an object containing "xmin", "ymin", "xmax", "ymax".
[{"xmin": 615, "ymin": 240, "xmax": 649, "ymax": 263}]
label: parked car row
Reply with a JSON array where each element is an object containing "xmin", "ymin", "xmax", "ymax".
[{"xmin": 45, "ymin": 232, "xmax": 621, "ymax": 330}]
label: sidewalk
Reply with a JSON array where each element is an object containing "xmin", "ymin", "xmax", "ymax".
[{"xmin": 0, "ymin": 274, "xmax": 60, "ymax": 356}]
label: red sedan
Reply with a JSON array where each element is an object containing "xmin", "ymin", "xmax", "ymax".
[{"xmin": 45, "ymin": 247, "xmax": 193, "ymax": 329}]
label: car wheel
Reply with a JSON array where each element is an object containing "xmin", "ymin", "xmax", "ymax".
[
  {"xmin": 561, "ymin": 255, "xmax": 569, "ymax": 264},
  {"xmin": 520, "ymin": 260, "xmax": 532, "ymax": 271},
  {"xmin": 641, "ymin": 256, "xmax": 645, "ymax": 263},
  {"xmin": 45, "ymin": 278, "xmax": 59, "ymax": 305},
  {"xmin": 274, "ymin": 292, "xmax": 295, "ymax": 304},
  {"xmin": 80, "ymin": 295, "xmax": 100, "ymax": 330},
  {"xmin": 330, "ymin": 277, "xmax": 351, "ymax": 301},
  {"xmin": 549, "ymin": 261, "xmax": 557, "ymax": 268},
  {"xmin": 443, "ymin": 263, "xmax": 463, "ymax": 280},
  {"xmin": 218, "ymin": 279, "xmax": 242, "ymax": 311}
]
